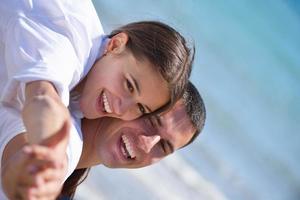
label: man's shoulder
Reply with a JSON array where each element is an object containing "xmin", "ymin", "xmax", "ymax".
[{"xmin": 0, "ymin": 106, "xmax": 25, "ymax": 133}]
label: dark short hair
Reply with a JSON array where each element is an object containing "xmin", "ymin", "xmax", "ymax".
[{"xmin": 182, "ymin": 81, "xmax": 206, "ymax": 147}]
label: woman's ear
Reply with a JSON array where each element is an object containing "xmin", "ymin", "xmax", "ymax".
[{"xmin": 106, "ymin": 32, "xmax": 128, "ymax": 54}]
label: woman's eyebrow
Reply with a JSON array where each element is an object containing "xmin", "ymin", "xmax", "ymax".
[
  {"xmin": 130, "ymin": 74, "xmax": 140, "ymax": 95},
  {"xmin": 145, "ymin": 105, "xmax": 152, "ymax": 113}
]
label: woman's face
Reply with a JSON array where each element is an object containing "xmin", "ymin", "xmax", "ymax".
[{"xmin": 79, "ymin": 33, "xmax": 170, "ymax": 120}]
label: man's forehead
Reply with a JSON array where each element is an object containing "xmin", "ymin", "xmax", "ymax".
[
  {"xmin": 159, "ymin": 101, "xmax": 195, "ymax": 148},
  {"xmin": 160, "ymin": 100, "xmax": 186, "ymax": 123},
  {"xmin": 161, "ymin": 106, "xmax": 192, "ymax": 132}
]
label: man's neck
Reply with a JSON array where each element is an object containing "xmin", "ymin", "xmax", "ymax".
[{"xmin": 77, "ymin": 118, "xmax": 103, "ymax": 168}]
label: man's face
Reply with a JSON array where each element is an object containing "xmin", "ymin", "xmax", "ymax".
[{"xmin": 94, "ymin": 100, "xmax": 195, "ymax": 169}]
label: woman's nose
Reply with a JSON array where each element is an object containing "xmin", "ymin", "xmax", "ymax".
[
  {"xmin": 113, "ymin": 97, "xmax": 137, "ymax": 120},
  {"xmin": 137, "ymin": 135, "xmax": 161, "ymax": 153},
  {"xmin": 113, "ymin": 97, "xmax": 130, "ymax": 114}
]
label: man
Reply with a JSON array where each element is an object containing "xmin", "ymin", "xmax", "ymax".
[
  {"xmin": 1, "ymin": 82, "xmax": 206, "ymax": 199},
  {"xmin": 79, "ymin": 81, "xmax": 205, "ymax": 169}
]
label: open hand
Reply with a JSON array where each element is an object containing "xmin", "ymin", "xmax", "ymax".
[{"xmin": 2, "ymin": 145, "xmax": 67, "ymax": 200}]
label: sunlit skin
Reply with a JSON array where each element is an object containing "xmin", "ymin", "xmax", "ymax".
[
  {"xmin": 75, "ymin": 33, "xmax": 170, "ymax": 120},
  {"xmin": 79, "ymin": 100, "xmax": 196, "ymax": 169}
]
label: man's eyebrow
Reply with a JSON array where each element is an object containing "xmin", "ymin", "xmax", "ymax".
[
  {"xmin": 166, "ymin": 140, "xmax": 174, "ymax": 154},
  {"xmin": 156, "ymin": 115, "xmax": 162, "ymax": 127},
  {"xmin": 147, "ymin": 115, "xmax": 161, "ymax": 129}
]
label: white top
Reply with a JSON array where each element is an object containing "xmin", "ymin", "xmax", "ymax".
[
  {"xmin": 0, "ymin": 106, "xmax": 83, "ymax": 200},
  {"xmin": 0, "ymin": 0, "xmax": 105, "ymax": 110}
]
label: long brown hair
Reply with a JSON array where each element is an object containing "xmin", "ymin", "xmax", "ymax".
[{"xmin": 56, "ymin": 168, "xmax": 90, "ymax": 199}]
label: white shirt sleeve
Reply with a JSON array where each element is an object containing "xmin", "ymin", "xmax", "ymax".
[
  {"xmin": 2, "ymin": 15, "xmax": 79, "ymax": 107},
  {"xmin": 1, "ymin": 0, "xmax": 105, "ymax": 111}
]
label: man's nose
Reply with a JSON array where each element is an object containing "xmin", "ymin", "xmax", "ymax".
[{"xmin": 137, "ymin": 135, "xmax": 161, "ymax": 153}]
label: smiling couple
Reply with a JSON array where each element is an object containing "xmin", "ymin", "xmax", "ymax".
[{"xmin": 0, "ymin": 0, "xmax": 205, "ymax": 199}]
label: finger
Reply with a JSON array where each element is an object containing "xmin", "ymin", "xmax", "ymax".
[
  {"xmin": 18, "ymin": 171, "xmax": 45, "ymax": 188},
  {"xmin": 29, "ymin": 145, "xmax": 66, "ymax": 169},
  {"xmin": 26, "ymin": 147, "xmax": 62, "ymax": 169},
  {"xmin": 16, "ymin": 176, "xmax": 61, "ymax": 200},
  {"xmin": 21, "ymin": 148, "xmax": 58, "ymax": 172},
  {"xmin": 18, "ymin": 159, "xmax": 64, "ymax": 188},
  {"xmin": 13, "ymin": 190, "xmax": 24, "ymax": 200},
  {"xmin": 20, "ymin": 160, "xmax": 65, "ymax": 187},
  {"xmin": 25, "ymin": 145, "xmax": 58, "ymax": 161},
  {"xmin": 16, "ymin": 186, "xmax": 32, "ymax": 200},
  {"xmin": 13, "ymin": 146, "xmax": 33, "ymax": 167},
  {"xmin": 26, "ymin": 179, "xmax": 63, "ymax": 200},
  {"xmin": 26, "ymin": 158, "xmax": 60, "ymax": 173},
  {"xmin": 41, "ymin": 119, "xmax": 70, "ymax": 148},
  {"xmin": 35, "ymin": 166, "xmax": 65, "ymax": 183}
]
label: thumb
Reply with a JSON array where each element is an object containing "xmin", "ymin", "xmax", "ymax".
[{"xmin": 40, "ymin": 119, "xmax": 70, "ymax": 149}]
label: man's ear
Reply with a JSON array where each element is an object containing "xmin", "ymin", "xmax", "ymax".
[{"xmin": 106, "ymin": 32, "xmax": 128, "ymax": 54}]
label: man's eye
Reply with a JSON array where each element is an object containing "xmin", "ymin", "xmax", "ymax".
[
  {"xmin": 154, "ymin": 116, "xmax": 162, "ymax": 127},
  {"xmin": 126, "ymin": 79, "xmax": 134, "ymax": 93},
  {"xmin": 160, "ymin": 140, "xmax": 167, "ymax": 153},
  {"xmin": 138, "ymin": 103, "xmax": 145, "ymax": 114},
  {"xmin": 148, "ymin": 116, "xmax": 158, "ymax": 128},
  {"xmin": 146, "ymin": 117, "xmax": 154, "ymax": 128}
]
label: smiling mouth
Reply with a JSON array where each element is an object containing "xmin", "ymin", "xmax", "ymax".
[
  {"xmin": 100, "ymin": 91, "xmax": 112, "ymax": 113},
  {"xmin": 121, "ymin": 135, "xmax": 136, "ymax": 159}
]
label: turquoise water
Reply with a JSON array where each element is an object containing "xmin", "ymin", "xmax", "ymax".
[{"xmin": 77, "ymin": 1, "xmax": 300, "ymax": 200}]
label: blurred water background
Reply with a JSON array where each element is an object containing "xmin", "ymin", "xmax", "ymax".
[{"xmin": 76, "ymin": 0, "xmax": 300, "ymax": 199}]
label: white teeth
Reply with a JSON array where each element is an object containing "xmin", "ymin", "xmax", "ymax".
[
  {"xmin": 102, "ymin": 92, "xmax": 112, "ymax": 113},
  {"xmin": 121, "ymin": 145, "xmax": 127, "ymax": 157},
  {"xmin": 121, "ymin": 135, "xmax": 136, "ymax": 159}
]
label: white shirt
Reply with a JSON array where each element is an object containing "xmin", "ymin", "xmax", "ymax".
[
  {"xmin": 0, "ymin": 0, "xmax": 105, "ymax": 109},
  {"xmin": 0, "ymin": 0, "xmax": 105, "ymax": 198},
  {"xmin": 0, "ymin": 107, "xmax": 83, "ymax": 200}
]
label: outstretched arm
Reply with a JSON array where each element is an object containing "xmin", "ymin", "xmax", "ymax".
[
  {"xmin": 22, "ymin": 80, "xmax": 71, "ymax": 144},
  {"xmin": 2, "ymin": 95, "xmax": 71, "ymax": 200}
]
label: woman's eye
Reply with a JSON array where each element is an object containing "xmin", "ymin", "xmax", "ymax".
[
  {"xmin": 138, "ymin": 103, "xmax": 146, "ymax": 114},
  {"xmin": 126, "ymin": 79, "xmax": 134, "ymax": 93}
]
